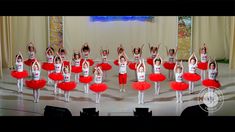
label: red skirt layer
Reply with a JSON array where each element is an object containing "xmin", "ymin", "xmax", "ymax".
[
  {"xmin": 42, "ymin": 62, "xmax": 55, "ymax": 71},
  {"xmin": 202, "ymin": 79, "xmax": 221, "ymax": 89},
  {"xmin": 183, "ymin": 72, "xmax": 201, "ymax": 82},
  {"xmin": 71, "ymin": 66, "xmax": 82, "ymax": 73},
  {"xmin": 79, "ymin": 75, "xmax": 93, "ymax": 83},
  {"xmin": 147, "ymin": 58, "xmax": 153, "ymax": 66},
  {"xmin": 113, "ymin": 59, "xmax": 119, "ymax": 66},
  {"xmin": 132, "ymin": 81, "xmax": 151, "ymax": 91},
  {"xmin": 170, "ymin": 81, "xmax": 189, "ymax": 91},
  {"xmin": 49, "ymin": 72, "xmax": 63, "ymax": 81},
  {"xmin": 25, "ymin": 79, "xmax": 46, "ymax": 90},
  {"xmin": 128, "ymin": 62, "xmax": 138, "ymax": 70},
  {"xmin": 58, "ymin": 81, "xmax": 77, "ymax": 91},
  {"xmin": 90, "ymin": 83, "xmax": 108, "ymax": 93},
  {"xmin": 24, "ymin": 59, "xmax": 36, "ymax": 66},
  {"xmin": 97, "ymin": 63, "xmax": 112, "ymax": 71},
  {"xmin": 11, "ymin": 70, "xmax": 28, "ymax": 79},
  {"xmin": 80, "ymin": 59, "xmax": 94, "ymax": 66},
  {"xmin": 63, "ymin": 61, "xmax": 70, "ymax": 67},
  {"xmin": 149, "ymin": 73, "xmax": 166, "ymax": 82},
  {"xmin": 197, "ymin": 62, "xmax": 208, "ymax": 70},
  {"xmin": 163, "ymin": 62, "xmax": 175, "ymax": 70}
]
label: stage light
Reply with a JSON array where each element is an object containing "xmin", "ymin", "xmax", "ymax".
[
  {"xmin": 44, "ymin": 105, "xmax": 72, "ymax": 117},
  {"xmin": 133, "ymin": 108, "xmax": 152, "ymax": 117}
]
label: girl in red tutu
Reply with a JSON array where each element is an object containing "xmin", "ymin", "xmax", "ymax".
[
  {"xmin": 71, "ymin": 51, "xmax": 82, "ymax": 83},
  {"xmin": 118, "ymin": 52, "xmax": 129, "ymax": 92},
  {"xmin": 129, "ymin": 44, "xmax": 144, "ymax": 81},
  {"xmin": 113, "ymin": 44, "xmax": 125, "ymax": 66},
  {"xmin": 79, "ymin": 59, "xmax": 93, "ymax": 94},
  {"xmin": 198, "ymin": 43, "xmax": 208, "ymax": 81},
  {"xmin": 147, "ymin": 43, "xmax": 160, "ymax": 72},
  {"xmin": 148, "ymin": 54, "xmax": 166, "ymax": 95},
  {"xmin": 96, "ymin": 48, "xmax": 112, "ymax": 81},
  {"xmin": 183, "ymin": 53, "xmax": 201, "ymax": 94},
  {"xmin": 90, "ymin": 66, "xmax": 108, "ymax": 103},
  {"xmin": 25, "ymin": 60, "xmax": 46, "ymax": 103},
  {"xmin": 24, "ymin": 42, "xmax": 36, "ymax": 76},
  {"xmin": 170, "ymin": 61, "xmax": 188, "ymax": 103},
  {"xmin": 132, "ymin": 59, "xmax": 151, "ymax": 104},
  {"xmin": 202, "ymin": 59, "xmax": 221, "ymax": 103},
  {"xmin": 58, "ymin": 47, "xmax": 70, "ymax": 67},
  {"xmin": 11, "ymin": 52, "xmax": 28, "ymax": 93},
  {"xmin": 42, "ymin": 47, "xmax": 55, "ymax": 85},
  {"xmin": 80, "ymin": 43, "xmax": 94, "ymax": 66},
  {"xmin": 49, "ymin": 54, "xmax": 64, "ymax": 95},
  {"xmin": 163, "ymin": 46, "xmax": 178, "ymax": 80},
  {"xmin": 58, "ymin": 64, "xmax": 77, "ymax": 102}
]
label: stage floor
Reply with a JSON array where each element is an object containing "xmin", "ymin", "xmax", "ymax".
[{"xmin": 0, "ymin": 62, "xmax": 235, "ymax": 116}]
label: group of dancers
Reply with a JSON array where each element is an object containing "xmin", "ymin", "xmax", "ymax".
[{"xmin": 10, "ymin": 42, "xmax": 221, "ymax": 104}]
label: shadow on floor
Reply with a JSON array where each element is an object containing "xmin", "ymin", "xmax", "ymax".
[
  {"xmin": 102, "ymin": 93, "xmax": 124, "ymax": 101},
  {"xmin": 0, "ymin": 95, "xmax": 31, "ymax": 102},
  {"xmin": 70, "ymin": 96, "xmax": 94, "ymax": 102},
  {"xmin": 220, "ymin": 83, "xmax": 235, "ymax": 90},
  {"xmin": 145, "ymin": 96, "xmax": 175, "ymax": 103},
  {"xmin": 0, "ymin": 86, "xmax": 18, "ymax": 93}
]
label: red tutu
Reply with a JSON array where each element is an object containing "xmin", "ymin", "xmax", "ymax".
[
  {"xmin": 63, "ymin": 61, "xmax": 70, "ymax": 67},
  {"xmin": 149, "ymin": 73, "xmax": 166, "ymax": 82},
  {"xmin": 97, "ymin": 63, "xmax": 112, "ymax": 71},
  {"xmin": 170, "ymin": 81, "xmax": 189, "ymax": 91},
  {"xmin": 42, "ymin": 62, "xmax": 55, "ymax": 71},
  {"xmin": 79, "ymin": 75, "xmax": 93, "ymax": 83},
  {"xmin": 90, "ymin": 83, "xmax": 108, "ymax": 93},
  {"xmin": 58, "ymin": 81, "xmax": 77, "ymax": 91},
  {"xmin": 202, "ymin": 79, "xmax": 221, "ymax": 89},
  {"xmin": 11, "ymin": 70, "xmax": 28, "ymax": 79},
  {"xmin": 49, "ymin": 72, "xmax": 63, "ymax": 81},
  {"xmin": 183, "ymin": 72, "xmax": 201, "ymax": 82},
  {"xmin": 147, "ymin": 58, "xmax": 153, "ymax": 66},
  {"xmin": 113, "ymin": 59, "xmax": 119, "ymax": 66},
  {"xmin": 71, "ymin": 66, "xmax": 82, "ymax": 73},
  {"xmin": 25, "ymin": 79, "xmax": 46, "ymax": 90},
  {"xmin": 80, "ymin": 59, "xmax": 94, "ymax": 66},
  {"xmin": 24, "ymin": 59, "xmax": 36, "ymax": 66},
  {"xmin": 163, "ymin": 62, "xmax": 175, "ymax": 70},
  {"xmin": 132, "ymin": 81, "xmax": 151, "ymax": 91},
  {"xmin": 128, "ymin": 62, "xmax": 138, "ymax": 70},
  {"xmin": 197, "ymin": 62, "xmax": 208, "ymax": 70}
]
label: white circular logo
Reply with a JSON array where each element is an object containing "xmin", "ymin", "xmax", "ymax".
[{"xmin": 198, "ymin": 88, "xmax": 224, "ymax": 112}]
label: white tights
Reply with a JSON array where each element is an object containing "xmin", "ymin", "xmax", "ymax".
[
  {"xmin": 201, "ymin": 70, "xmax": 206, "ymax": 81},
  {"xmin": 96, "ymin": 93, "xmax": 101, "ymax": 104},
  {"xmin": 188, "ymin": 81, "xmax": 194, "ymax": 94},
  {"xmin": 208, "ymin": 88, "xmax": 214, "ymax": 103},
  {"xmin": 17, "ymin": 79, "xmax": 23, "ymax": 93},
  {"xmin": 47, "ymin": 71, "xmax": 52, "ymax": 84},
  {"xmin": 84, "ymin": 84, "xmax": 89, "ymax": 94},
  {"xmin": 33, "ymin": 89, "xmax": 40, "ymax": 103},
  {"xmin": 75, "ymin": 74, "xmax": 80, "ymax": 83},
  {"xmin": 154, "ymin": 82, "xmax": 160, "ymax": 95},
  {"xmin": 138, "ymin": 91, "xmax": 144, "ymax": 104},
  {"xmin": 176, "ymin": 91, "xmax": 183, "ymax": 103},
  {"xmin": 64, "ymin": 91, "xmax": 70, "ymax": 102}
]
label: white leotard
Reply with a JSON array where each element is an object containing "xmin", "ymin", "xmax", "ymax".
[
  {"xmin": 74, "ymin": 59, "xmax": 81, "ymax": 67},
  {"xmin": 63, "ymin": 73, "xmax": 70, "ymax": 82},
  {"xmin": 54, "ymin": 64, "xmax": 62, "ymax": 73},
  {"xmin": 201, "ymin": 53, "xmax": 207, "ymax": 63},
  {"xmin": 137, "ymin": 72, "xmax": 145, "ymax": 82},
  {"xmin": 32, "ymin": 70, "xmax": 40, "ymax": 81},
  {"xmin": 102, "ymin": 54, "xmax": 108, "ymax": 63},
  {"xmin": 29, "ymin": 52, "xmax": 35, "ymax": 59},
  {"xmin": 83, "ymin": 52, "xmax": 89, "ymax": 59},
  {"xmin": 189, "ymin": 64, "xmax": 197, "ymax": 73},
  {"xmin": 47, "ymin": 55, "xmax": 54, "ymax": 63},
  {"xmin": 16, "ymin": 62, "xmax": 23, "ymax": 72},
  {"xmin": 151, "ymin": 51, "xmax": 157, "ymax": 59},
  {"xmin": 83, "ymin": 67, "xmax": 89, "ymax": 77},
  {"xmin": 134, "ymin": 54, "xmax": 141, "ymax": 61},
  {"xmin": 175, "ymin": 72, "xmax": 183, "ymax": 82},
  {"xmin": 168, "ymin": 55, "xmax": 175, "ymax": 63},
  {"xmin": 119, "ymin": 62, "xmax": 127, "ymax": 74},
  {"xmin": 94, "ymin": 74, "xmax": 102, "ymax": 84},
  {"xmin": 208, "ymin": 69, "xmax": 217, "ymax": 80},
  {"xmin": 154, "ymin": 65, "xmax": 161, "ymax": 74}
]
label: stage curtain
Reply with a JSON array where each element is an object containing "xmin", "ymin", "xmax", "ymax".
[
  {"xmin": 0, "ymin": 16, "xmax": 13, "ymax": 78},
  {"xmin": 229, "ymin": 16, "xmax": 235, "ymax": 69}
]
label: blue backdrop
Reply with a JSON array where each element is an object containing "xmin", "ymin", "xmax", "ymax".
[{"xmin": 90, "ymin": 16, "xmax": 153, "ymax": 22}]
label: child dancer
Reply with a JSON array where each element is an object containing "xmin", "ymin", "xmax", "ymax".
[
  {"xmin": 183, "ymin": 53, "xmax": 201, "ymax": 94},
  {"xmin": 118, "ymin": 52, "xmax": 129, "ymax": 92},
  {"xmin": 58, "ymin": 64, "xmax": 77, "ymax": 102},
  {"xmin": 202, "ymin": 58, "xmax": 221, "ymax": 103},
  {"xmin": 80, "ymin": 43, "xmax": 94, "ymax": 66},
  {"xmin": 71, "ymin": 51, "xmax": 82, "ymax": 83},
  {"xmin": 147, "ymin": 43, "xmax": 160, "ymax": 72},
  {"xmin": 24, "ymin": 42, "xmax": 36, "ymax": 76},
  {"xmin": 79, "ymin": 59, "xmax": 93, "ymax": 94},
  {"xmin": 11, "ymin": 52, "xmax": 29, "ymax": 93},
  {"xmin": 49, "ymin": 54, "xmax": 64, "ymax": 95},
  {"xmin": 132, "ymin": 59, "xmax": 151, "ymax": 104},
  {"xmin": 90, "ymin": 66, "xmax": 108, "ymax": 104},
  {"xmin": 114, "ymin": 44, "xmax": 125, "ymax": 66},
  {"xmin": 58, "ymin": 47, "xmax": 70, "ymax": 67},
  {"xmin": 97, "ymin": 48, "xmax": 112, "ymax": 81},
  {"xmin": 170, "ymin": 61, "xmax": 189, "ymax": 103},
  {"xmin": 148, "ymin": 54, "xmax": 166, "ymax": 95},
  {"xmin": 25, "ymin": 60, "xmax": 46, "ymax": 103},
  {"xmin": 42, "ymin": 47, "xmax": 55, "ymax": 85},
  {"xmin": 198, "ymin": 43, "xmax": 208, "ymax": 81},
  {"xmin": 163, "ymin": 46, "xmax": 178, "ymax": 80}
]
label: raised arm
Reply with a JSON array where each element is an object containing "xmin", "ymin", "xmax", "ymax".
[
  {"xmin": 180, "ymin": 61, "xmax": 184, "ymax": 73},
  {"xmin": 165, "ymin": 46, "xmax": 169, "ymax": 56},
  {"xmin": 174, "ymin": 46, "xmax": 178, "ymax": 56},
  {"xmin": 174, "ymin": 61, "xmax": 178, "ymax": 73},
  {"xmin": 194, "ymin": 53, "xmax": 198, "ymax": 65},
  {"xmin": 148, "ymin": 43, "xmax": 151, "ymax": 52},
  {"xmin": 188, "ymin": 53, "xmax": 194, "ymax": 65},
  {"xmin": 142, "ymin": 59, "xmax": 146, "ymax": 72}
]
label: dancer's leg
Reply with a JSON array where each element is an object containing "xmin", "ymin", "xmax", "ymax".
[
  {"xmin": 20, "ymin": 79, "xmax": 23, "ymax": 93},
  {"xmin": 138, "ymin": 91, "xmax": 141, "ymax": 104}
]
